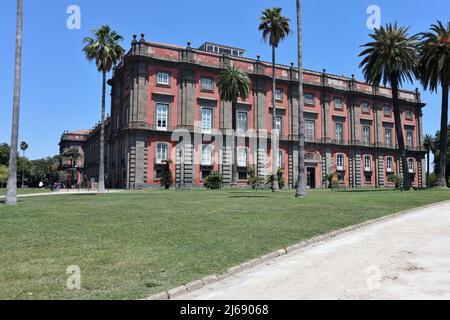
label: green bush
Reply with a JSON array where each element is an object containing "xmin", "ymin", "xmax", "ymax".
[
  {"xmin": 247, "ymin": 167, "xmax": 265, "ymax": 189},
  {"xmin": 429, "ymin": 172, "xmax": 437, "ymax": 187},
  {"xmin": 159, "ymin": 160, "xmax": 173, "ymax": 189},
  {"xmin": 204, "ymin": 171, "xmax": 223, "ymax": 189},
  {"xmin": 266, "ymin": 168, "xmax": 285, "ymax": 189},
  {"xmin": 387, "ymin": 174, "xmax": 402, "ymax": 189}
]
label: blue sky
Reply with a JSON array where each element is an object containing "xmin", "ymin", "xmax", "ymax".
[{"xmin": 0, "ymin": 0, "xmax": 448, "ymax": 159}]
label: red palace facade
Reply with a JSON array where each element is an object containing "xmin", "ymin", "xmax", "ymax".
[{"xmin": 60, "ymin": 36, "xmax": 427, "ymax": 189}]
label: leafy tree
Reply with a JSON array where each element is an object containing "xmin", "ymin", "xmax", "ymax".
[
  {"xmin": 359, "ymin": 23, "xmax": 419, "ymax": 190},
  {"xmin": 0, "ymin": 165, "xmax": 8, "ymax": 188},
  {"xmin": 259, "ymin": 7, "xmax": 291, "ymax": 192},
  {"xmin": 417, "ymin": 21, "xmax": 450, "ymax": 187},
  {"xmin": 159, "ymin": 160, "xmax": 173, "ymax": 189},
  {"xmin": 387, "ymin": 174, "xmax": 403, "ymax": 189},
  {"xmin": 82, "ymin": 25, "xmax": 124, "ymax": 193},
  {"xmin": 0, "ymin": 144, "xmax": 10, "ymax": 166},
  {"xmin": 6, "ymin": 0, "xmax": 23, "ymax": 205}
]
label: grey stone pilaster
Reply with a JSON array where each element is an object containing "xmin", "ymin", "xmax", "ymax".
[
  {"xmin": 354, "ymin": 152, "xmax": 362, "ymax": 187},
  {"xmin": 323, "ymin": 93, "xmax": 330, "ymax": 141},
  {"xmin": 377, "ymin": 153, "xmax": 384, "ymax": 187},
  {"xmin": 221, "ymin": 146, "xmax": 233, "ymax": 186},
  {"xmin": 255, "ymin": 78, "xmax": 267, "ymax": 131},
  {"xmin": 290, "ymin": 143, "xmax": 299, "ymax": 188},
  {"xmin": 183, "ymin": 144, "xmax": 194, "ymax": 188},
  {"xmin": 375, "ymin": 103, "xmax": 382, "ymax": 146}
]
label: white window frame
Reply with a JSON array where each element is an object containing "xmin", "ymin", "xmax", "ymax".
[
  {"xmin": 156, "ymin": 143, "xmax": 168, "ymax": 164},
  {"xmin": 274, "ymin": 116, "xmax": 282, "ymax": 134},
  {"xmin": 200, "ymin": 78, "xmax": 214, "ymax": 91},
  {"xmin": 236, "ymin": 111, "xmax": 248, "ymax": 133},
  {"xmin": 364, "ymin": 155, "xmax": 372, "ymax": 172},
  {"xmin": 275, "ymin": 88, "xmax": 283, "ymax": 101},
  {"xmin": 405, "ymin": 109, "xmax": 413, "ymax": 120},
  {"xmin": 305, "ymin": 120, "xmax": 315, "ymax": 141},
  {"xmin": 386, "ymin": 156, "xmax": 393, "ymax": 173},
  {"xmin": 156, "ymin": 72, "xmax": 170, "ymax": 85},
  {"xmin": 201, "ymin": 144, "xmax": 213, "ymax": 166},
  {"xmin": 385, "ymin": 128, "xmax": 392, "ymax": 147},
  {"xmin": 304, "ymin": 93, "xmax": 315, "ymax": 106},
  {"xmin": 335, "ymin": 122, "xmax": 344, "ymax": 143},
  {"xmin": 156, "ymin": 103, "xmax": 169, "ymax": 131},
  {"xmin": 201, "ymin": 107, "xmax": 212, "ymax": 133},
  {"xmin": 237, "ymin": 147, "xmax": 248, "ymax": 167},
  {"xmin": 336, "ymin": 153, "xmax": 345, "ymax": 171},
  {"xmin": 408, "ymin": 158, "xmax": 415, "ymax": 173},
  {"xmin": 406, "ymin": 130, "xmax": 414, "ymax": 147},
  {"xmin": 362, "ymin": 126, "xmax": 371, "ymax": 145}
]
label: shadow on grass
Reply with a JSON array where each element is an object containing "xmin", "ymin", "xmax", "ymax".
[{"xmin": 339, "ymin": 188, "xmax": 398, "ymax": 193}]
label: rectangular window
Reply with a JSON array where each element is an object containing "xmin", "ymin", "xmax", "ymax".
[
  {"xmin": 201, "ymin": 144, "xmax": 213, "ymax": 166},
  {"xmin": 406, "ymin": 130, "xmax": 414, "ymax": 148},
  {"xmin": 236, "ymin": 112, "xmax": 248, "ymax": 132},
  {"xmin": 405, "ymin": 109, "xmax": 413, "ymax": 120},
  {"xmin": 334, "ymin": 97, "xmax": 344, "ymax": 110},
  {"xmin": 277, "ymin": 149, "xmax": 283, "ymax": 169},
  {"xmin": 365, "ymin": 174, "xmax": 372, "ymax": 184},
  {"xmin": 361, "ymin": 102, "xmax": 370, "ymax": 113},
  {"xmin": 156, "ymin": 72, "xmax": 170, "ymax": 85},
  {"xmin": 237, "ymin": 147, "xmax": 248, "ymax": 167},
  {"xmin": 386, "ymin": 156, "xmax": 393, "ymax": 172},
  {"xmin": 364, "ymin": 155, "xmax": 372, "ymax": 172},
  {"xmin": 304, "ymin": 93, "xmax": 315, "ymax": 106},
  {"xmin": 362, "ymin": 126, "xmax": 371, "ymax": 145},
  {"xmin": 305, "ymin": 120, "xmax": 315, "ymax": 141},
  {"xmin": 335, "ymin": 123, "xmax": 343, "ymax": 143},
  {"xmin": 201, "ymin": 108, "xmax": 212, "ymax": 133},
  {"xmin": 384, "ymin": 104, "xmax": 392, "ymax": 116},
  {"xmin": 274, "ymin": 116, "xmax": 282, "ymax": 134},
  {"xmin": 336, "ymin": 154, "xmax": 344, "ymax": 171},
  {"xmin": 202, "ymin": 170, "xmax": 212, "ymax": 180},
  {"xmin": 156, "ymin": 104, "xmax": 168, "ymax": 131},
  {"xmin": 201, "ymin": 78, "xmax": 214, "ymax": 91},
  {"xmin": 385, "ymin": 128, "xmax": 392, "ymax": 147},
  {"xmin": 156, "ymin": 143, "xmax": 168, "ymax": 164},
  {"xmin": 275, "ymin": 89, "xmax": 283, "ymax": 101},
  {"xmin": 408, "ymin": 158, "xmax": 414, "ymax": 173}
]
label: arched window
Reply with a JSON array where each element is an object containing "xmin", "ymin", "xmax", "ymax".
[
  {"xmin": 364, "ymin": 155, "xmax": 372, "ymax": 172},
  {"xmin": 386, "ymin": 156, "xmax": 394, "ymax": 173}
]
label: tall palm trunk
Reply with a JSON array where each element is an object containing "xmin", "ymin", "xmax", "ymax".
[
  {"xmin": 295, "ymin": 0, "xmax": 307, "ymax": 198},
  {"xmin": 6, "ymin": 0, "xmax": 23, "ymax": 205},
  {"xmin": 436, "ymin": 80, "xmax": 449, "ymax": 187},
  {"xmin": 426, "ymin": 150, "xmax": 430, "ymax": 188},
  {"xmin": 97, "ymin": 70, "xmax": 107, "ymax": 193},
  {"xmin": 391, "ymin": 77, "xmax": 411, "ymax": 190},
  {"xmin": 271, "ymin": 46, "xmax": 280, "ymax": 191}
]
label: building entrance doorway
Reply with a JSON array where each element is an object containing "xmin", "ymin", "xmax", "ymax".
[{"xmin": 307, "ymin": 167, "xmax": 316, "ymax": 189}]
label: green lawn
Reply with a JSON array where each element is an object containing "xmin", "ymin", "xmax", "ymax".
[{"xmin": 0, "ymin": 188, "xmax": 448, "ymax": 300}]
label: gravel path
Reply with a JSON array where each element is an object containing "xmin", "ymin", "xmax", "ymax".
[{"xmin": 178, "ymin": 201, "xmax": 450, "ymax": 300}]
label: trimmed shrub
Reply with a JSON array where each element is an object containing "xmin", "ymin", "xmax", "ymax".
[
  {"xmin": 387, "ymin": 174, "xmax": 402, "ymax": 189},
  {"xmin": 204, "ymin": 171, "xmax": 223, "ymax": 189}
]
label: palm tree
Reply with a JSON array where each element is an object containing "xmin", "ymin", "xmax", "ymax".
[
  {"xmin": 216, "ymin": 66, "xmax": 250, "ymax": 184},
  {"xmin": 423, "ymin": 134, "xmax": 434, "ymax": 187},
  {"xmin": 359, "ymin": 23, "xmax": 419, "ymax": 191},
  {"xmin": 20, "ymin": 141, "xmax": 28, "ymax": 188},
  {"xmin": 258, "ymin": 7, "xmax": 291, "ymax": 192},
  {"xmin": 6, "ymin": 0, "xmax": 23, "ymax": 205},
  {"xmin": 417, "ymin": 21, "xmax": 450, "ymax": 188},
  {"xmin": 82, "ymin": 25, "xmax": 124, "ymax": 194},
  {"xmin": 295, "ymin": 0, "xmax": 306, "ymax": 198}
]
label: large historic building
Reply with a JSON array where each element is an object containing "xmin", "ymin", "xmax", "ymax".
[{"xmin": 60, "ymin": 35, "xmax": 427, "ymax": 189}]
